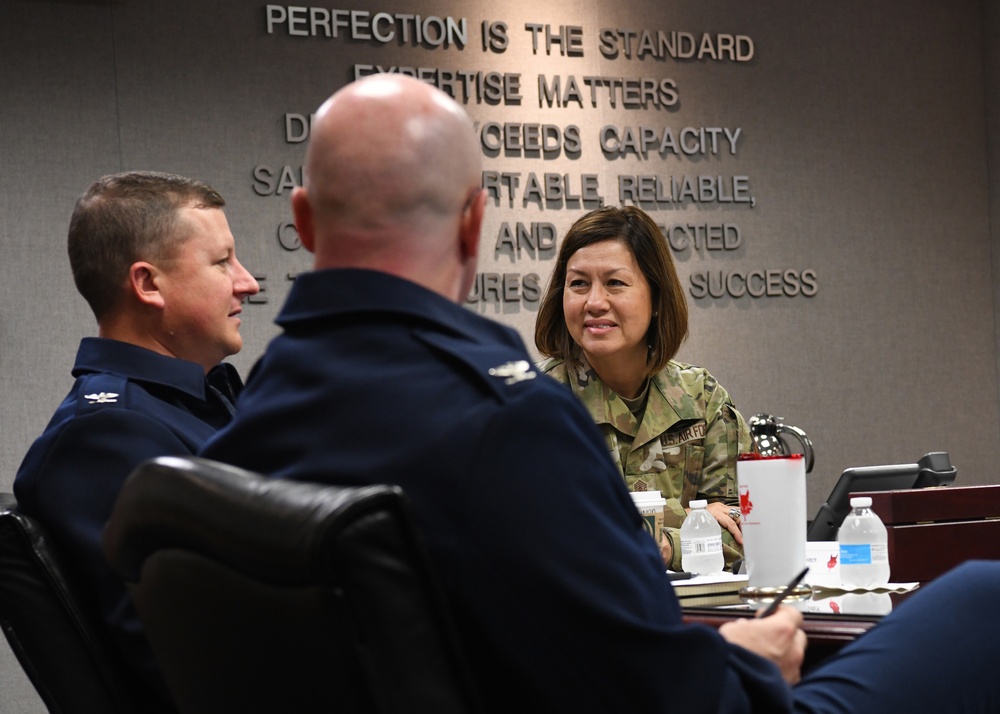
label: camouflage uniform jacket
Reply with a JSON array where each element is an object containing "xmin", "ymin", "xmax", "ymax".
[{"xmin": 539, "ymin": 355, "xmax": 751, "ymax": 571}]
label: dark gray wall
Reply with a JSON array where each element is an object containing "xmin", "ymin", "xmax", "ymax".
[
  {"xmin": 989, "ymin": 1, "xmax": 1000, "ymax": 416},
  {"xmin": 2, "ymin": 0, "xmax": 997, "ymax": 708}
]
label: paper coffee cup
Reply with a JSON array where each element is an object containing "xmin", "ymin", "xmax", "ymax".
[{"xmin": 630, "ymin": 490, "xmax": 666, "ymax": 543}]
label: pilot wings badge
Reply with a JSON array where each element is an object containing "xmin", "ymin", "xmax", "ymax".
[
  {"xmin": 488, "ymin": 360, "xmax": 537, "ymax": 385},
  {"xmin": 84, "ymin": 392, "xmax": 119, "ymax": 404}
]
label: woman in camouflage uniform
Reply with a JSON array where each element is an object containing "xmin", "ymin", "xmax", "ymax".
[{"xmin": 535, "ymin": 206, "xmax": 751, "ymax": 571}]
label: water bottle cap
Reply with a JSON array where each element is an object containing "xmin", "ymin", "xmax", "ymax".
[
  {"xmin": 850, "ymin": 496, "xmax": 873, "ymax": 508},
  {"xmin": 689, "ymin": 499, "xmax": 708, "ymax": 509}
]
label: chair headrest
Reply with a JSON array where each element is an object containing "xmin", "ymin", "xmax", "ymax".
[{"xmin": 103, "ymin": 456, "xmax": 406, "ymax": 586}]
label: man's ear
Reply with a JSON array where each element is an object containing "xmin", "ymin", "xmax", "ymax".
[
  {"xmin": 458, "ymin": 188, "xmax": 485, "ymax": 261},
  {"xmin": 129, "ymin": 262, "xmax": 165, "ymax": 309},
  {"xmin": 291, "ymin": 187, "xmax": 316, "ymax": 254}
]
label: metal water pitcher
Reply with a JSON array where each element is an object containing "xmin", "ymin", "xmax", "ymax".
[{"xmin": 748, "ymin": 413, "xmax": 815, "ymax": 473}]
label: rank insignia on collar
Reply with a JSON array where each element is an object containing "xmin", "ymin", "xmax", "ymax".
[
  {"xmin": 488, "ymin": 360, "xmax": 537, "ymax": 385},
  {"xmin": 84, "ymin": 392, "xmax": 119, "ymax": 404}
]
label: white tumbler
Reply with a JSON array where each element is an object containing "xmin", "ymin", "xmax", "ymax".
[{"xmin": 736, "ymin": 453, "xmax": 811, "ymax": 600}]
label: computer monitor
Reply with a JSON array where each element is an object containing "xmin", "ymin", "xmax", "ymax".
[{"xmin": 806, "ymin": 452, "xmax": 957, "ymax": 541}]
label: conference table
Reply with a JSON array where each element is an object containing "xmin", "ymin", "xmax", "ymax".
[
  {"xmin": 681, "ymin": 585, "xmax": 932, "ymax": 670},
  {"xmin": 680, "ymin": 483, "xmax": 1000, "ymax": 670},
  {"xmin": 681, "ymin": 597, "xmax": 899, "ymax": 671}
]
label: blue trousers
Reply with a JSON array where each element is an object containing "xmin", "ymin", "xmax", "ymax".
[{"xmin": 793, "ymin": 561, "xmax": 1000, "ymax": 713}]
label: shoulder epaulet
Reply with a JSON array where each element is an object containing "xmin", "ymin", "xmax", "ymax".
[
  {"xmin": 74, "ymin": 373, "xmax": 128, "ymax": 415},
  {"xmin": 480, "ymin": 355, "xmax": 540, "ymax": 402},
  {"xmin": 415, "ymin": 330, "xmax": 538, "ymax": 403},
  {"xmin": 487, "ymin": 359, "xmax": 538, "ymax": 387}
]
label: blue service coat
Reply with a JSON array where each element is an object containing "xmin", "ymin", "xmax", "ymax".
[
  {"xmin": 202, "ymin": 269, "xmax": 789, "ymax": 713},
  {"xmin": 14, "ymin": 337, "xmax": 241, "ymax": 699}
]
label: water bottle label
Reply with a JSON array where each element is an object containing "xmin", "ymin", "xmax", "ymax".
[
  {"xmin": 870, "ymin": 542, "xmax": 888, "ymax": 564},
  {"xmin": 681, "ymin": 535, "xmax": 723, "ymax": 555},
  {"xmin": 840, "ymin": 543, "xmax": 873, "ymax": 566}
]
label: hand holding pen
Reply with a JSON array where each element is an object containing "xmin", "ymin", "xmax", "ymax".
[{"xmin": 719, "ymin": 567, "xmax": 810, "ymax": 684}]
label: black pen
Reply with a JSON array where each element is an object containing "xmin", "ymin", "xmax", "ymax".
[{"xmin": 759, "ymin": 567, "xmax": 809, "ymax": 617}]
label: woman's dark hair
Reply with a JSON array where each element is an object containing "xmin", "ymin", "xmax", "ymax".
[{"xmin": 534, "ymin": 205, "xmax": 688, "ymax": 377}]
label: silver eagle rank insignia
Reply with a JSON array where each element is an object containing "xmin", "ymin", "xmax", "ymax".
[
  {"xmin": 488, "ymin": 360, "xmax": 537, "ymax": 385},
  {"xmin": 84, "ymin": 392, "xmax": 119, "ymax": 404}
]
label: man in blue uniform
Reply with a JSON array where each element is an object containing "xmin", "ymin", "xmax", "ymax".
[
  {"xmin": 203, "ymin": 76, "xmax": 1000, "ymax": 713},
  {"xmin": 14, "ymin": 171, "xmax": 259, "ymax": 702}
]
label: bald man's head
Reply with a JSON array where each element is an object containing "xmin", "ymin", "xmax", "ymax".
[{"xmin": 292, "ymin": 75, "xmax": 485, "ymax": 301}]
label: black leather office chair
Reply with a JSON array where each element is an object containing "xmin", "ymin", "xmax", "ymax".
[
  {"xmin": 0, "ymin": 494, "xmax": 150, "ymax": 713},
  {"xmin": 103, "ymin": 456, "xmax": 483, "ymax": 714}
]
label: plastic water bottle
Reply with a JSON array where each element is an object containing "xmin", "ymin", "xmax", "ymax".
[
  {"xmin": 680, "ymin": 500, "xmax": 724, "ymax": 575},
  {"xmin": 838, "ymin": 496, "xmax": 890, "ymax": 588}
]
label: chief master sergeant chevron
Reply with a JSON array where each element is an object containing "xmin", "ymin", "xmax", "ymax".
[{"xmin": 202, "ymin": 74, "xmax": 1000, "ymax": 713}]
